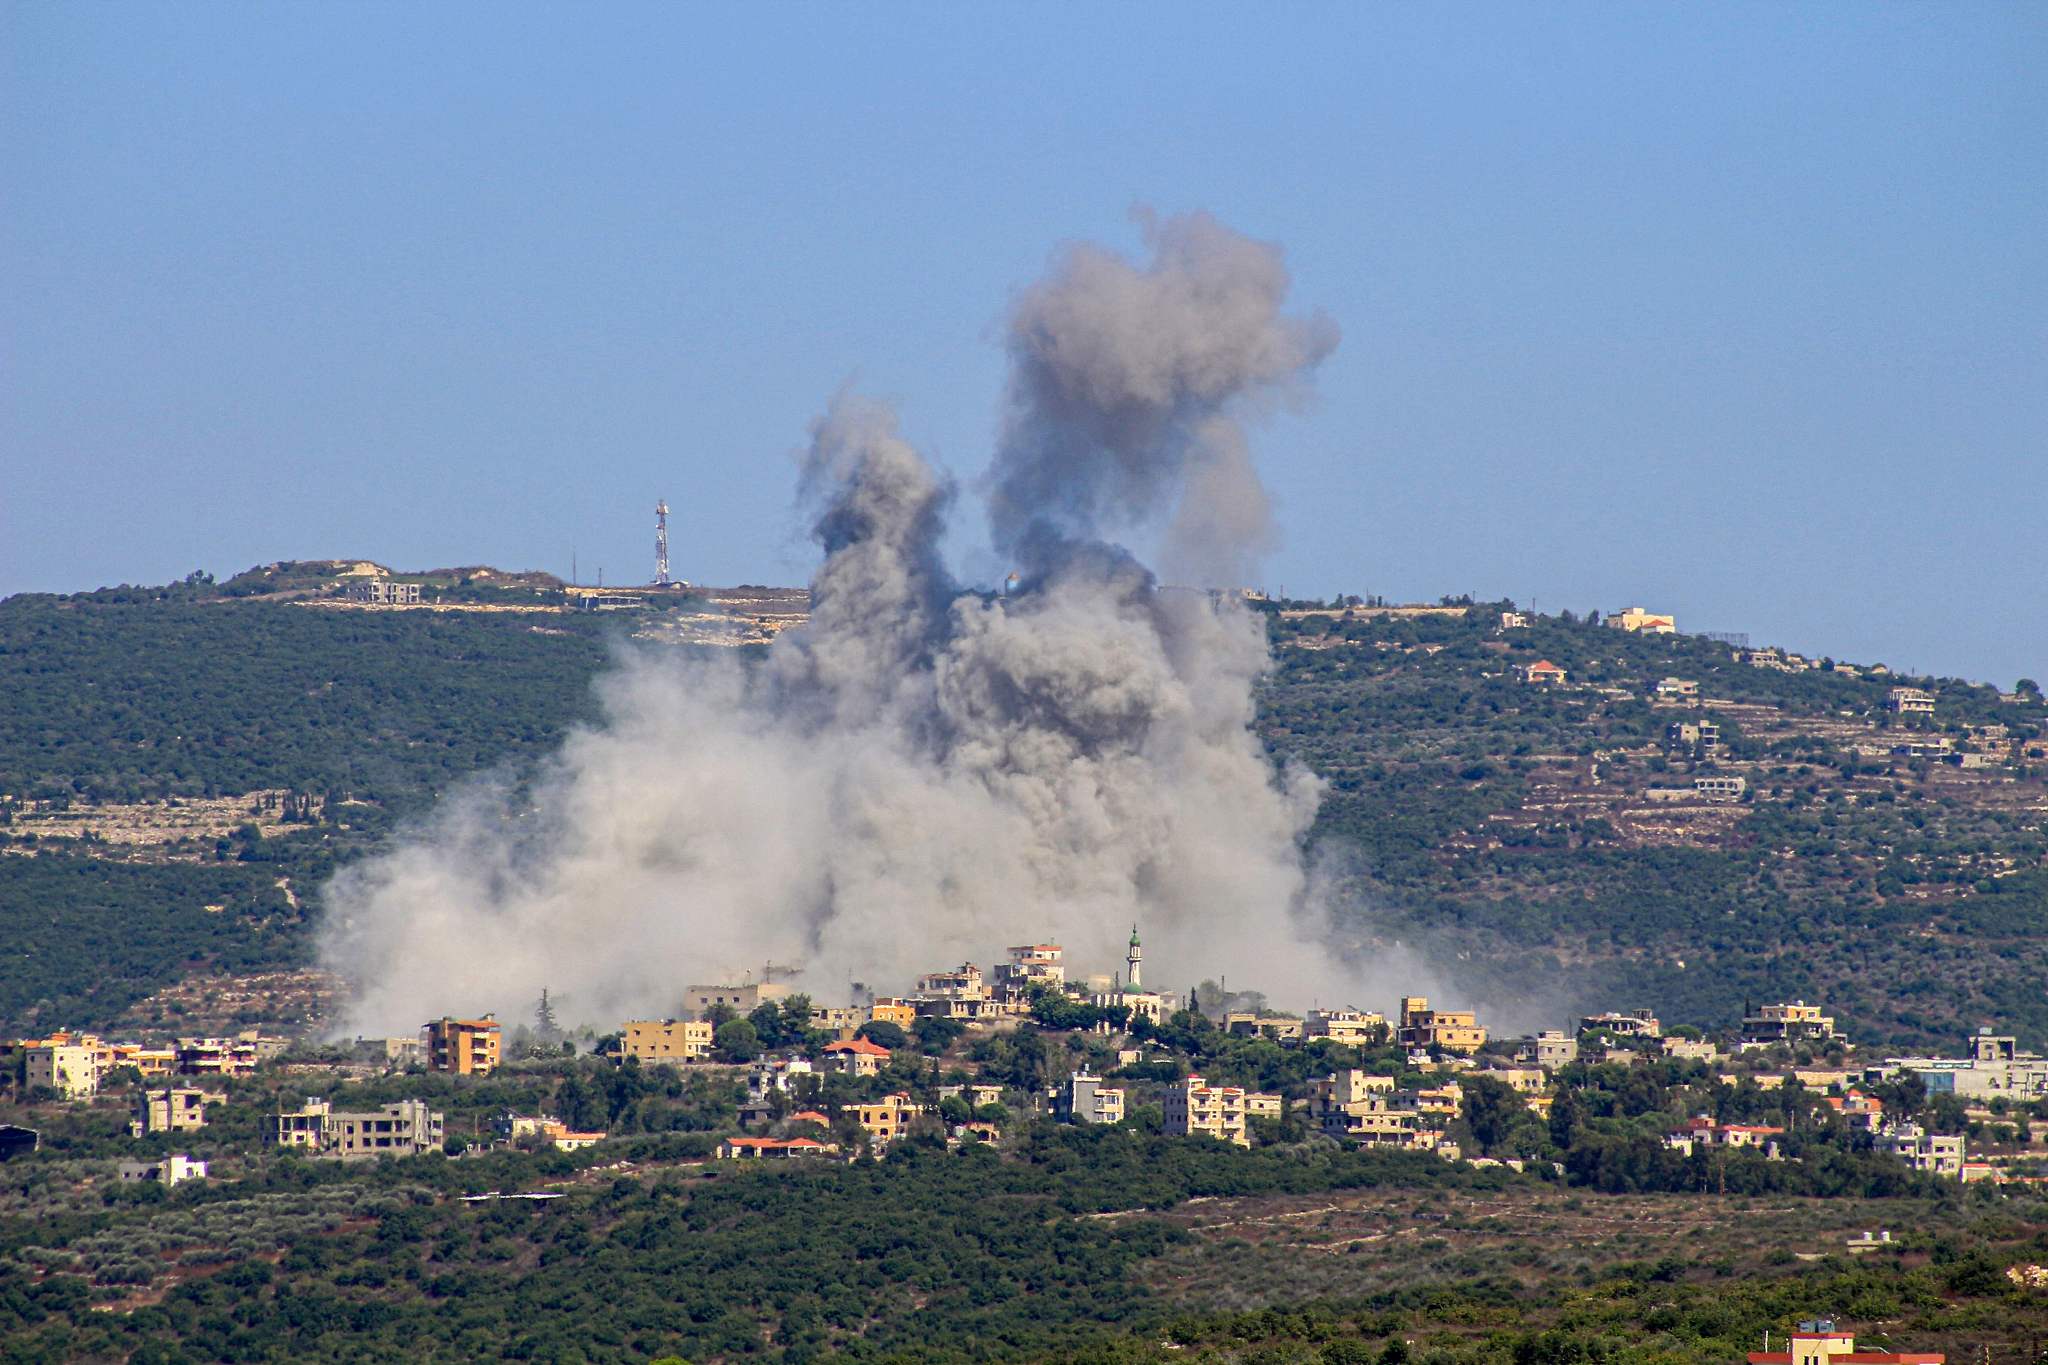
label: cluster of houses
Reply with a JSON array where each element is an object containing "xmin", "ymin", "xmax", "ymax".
[
  {"xmin": 0, "ymin": 1015, "xmax": 513, "ymax": 1186},
  {"xmin": 10, "ymin": 928, "xmax": 2041, "ymax": 1188}
]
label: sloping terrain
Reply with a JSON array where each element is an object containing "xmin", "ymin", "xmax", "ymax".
[{"xmin": 0, "ymin": 579, "xmax": 2042, "ymax": 1046}]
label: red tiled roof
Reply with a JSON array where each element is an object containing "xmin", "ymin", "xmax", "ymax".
[
  {"xmin": 788, "ymin": 1110, "xmax": 831, "ymax": 1125},
  {"xmin": 826, "ymin": 1038, "xmax": 891, "ymax": 1057},
  {"xmin": 723, "ymin": 1136, "xmax": 829, "ymax": 1152}
]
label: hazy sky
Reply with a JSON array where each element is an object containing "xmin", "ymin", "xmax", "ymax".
[{"xmin": 4, "ymin": 6, "xmax": 2042, "ymax": 684}]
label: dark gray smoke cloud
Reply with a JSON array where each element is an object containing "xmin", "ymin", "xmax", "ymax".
[
  {"xmin": 991, "ymin": 209, "xmax": 1339, "ymax": 587},
  {"xmin": 320, "ymin": 213, "xmax": 1439, "ymax": 1033}
]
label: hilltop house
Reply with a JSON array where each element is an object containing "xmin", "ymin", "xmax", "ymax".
[{"xmin": 1608, "ymin": 606, "xmax": 1676, "ymax": 634}]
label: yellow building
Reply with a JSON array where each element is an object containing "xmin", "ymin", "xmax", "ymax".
[
  {"xmin": 422, "ymin": 1015, "xmax": 502, "ymax": 1076},
  {"xmin": 1607, "ymin": 605, "xmax": 1676, "ymax": 634},
  {"xmin": 868, "ymin": 998, "xmax": 918, "ymax": 1030},
  {"xmin": 1307, "ymin": 1071, "xmax": 1439, "ymax": 1150},
  {"xmin": 1163, "ymin": 1075, "xmax": 1249, "ymax": 1147},
  {"xmin": 621, "ymin": 1019, "xmax": 713, "ymax": 1064},
  {"xmin": 1741, "ymin": 1001, "xmax": 1842, "ymax": 1044},
  {"xmin": 1398, "ymin": 997, "xmax": 1487, "ymax": 1053},
  {"xmin": 851, "ymin": 1092, "xmax": 924, "ymax": 1142}
]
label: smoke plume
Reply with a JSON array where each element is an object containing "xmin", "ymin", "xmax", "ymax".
[{"xmin": 322, "ymin": 212, "xmax": 1418, "ymax": 1034}]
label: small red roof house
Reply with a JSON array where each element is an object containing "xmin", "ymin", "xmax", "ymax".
[
  {"xmin": 822, "ymin": 1038, "xmax": 891, "ymax": 1076},
  {"xmin": 716, "ymin": 1136, "xmax": 839, "ymax": 1160},
  {"xmin": 1746, "ymin": 1316, "xmax": 1941, "ymax": 1365},
  {"xmin": 787, "ymin": 1110, "xmax": 832, "ymax": 1126},
  {"xmin": 1517, "ymin": 659, "xmax": 1567, "ymax": 686},
  {"xmin": 1823, "ymin": 1091, "xmax": 1885, "ymax": 1130}
]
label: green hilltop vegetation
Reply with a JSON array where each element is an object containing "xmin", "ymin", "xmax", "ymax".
[{"xmin": 0, "ymin": 574, "xmax": 2044, "ymax": 1048}]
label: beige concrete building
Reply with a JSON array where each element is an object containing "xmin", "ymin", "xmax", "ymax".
[
  {"xmin": 1308, "ymin": 1071, "xmax": 1440, "ymax": 1150},
  {"xmin": 622, "ymin": 1019, "xmax": 714, "ymax": 1064},
  {"xmin": 423, "ymin": 1016, "xmax": 501, "ymax": 1075},
  {"xmin": 993, "ymin": 944, "xmax": 1066, "ymax": 1001},
  {"xmin": 1303, "ymin": 1009, "xmax": 1387, "ymax": 1045},
  {"xmin": 119, "ymin": 1154, "xmax": 208, "ymax": 1188},
  {"xmin": 174, "ymin": 1033, "xmax": 283, "ymax": 1078},
  {"xmin": 1666, "ymin": 719, "xmax": 1722, "ymax": 757},
  {"xmin": 131, "ymin": 1087, "xmax": 210, "ymax": 1138},
  {"xmin": 1398, "ymin": 997, "xmax": 1487, "ymax": 1053},
  {"xmin": 1163, "ymin": 1075, "xmax": 1249, "ymax": 1147},
  {"xmin": 1876, "ymin": 1123, "xmax": 1964, "ymax": 1178},
  {"xmin": 1243, "ymin": 1092, "xmax": 1284, "ymax": 1119},
  {"xmin": 1742, "ymin": 1001, "xmax": 1842, "ymax": 1044},
  {"xmin": 810, "ymin": 1006, "xmax": 868, "ymax": 1036},
  {"xmin": 26, "ymin": 1043, "xmax": 100, "ymax": 1100},
  {"xmin": 498, "ymin": 1113, "xmax": 604, "ymax": 1151},
  {"xmin": 266, "ymin": 1098, "xmax": 332, "ymax": 1149},
  {"xmin": 937, "ymin": 1083, "xmax": 1005, "ymax": 1109},
  {"xmin": 1225, "ymin": 1012, "xmax": 1307, "ymax": 1040},
  {"xmin": 1887, "ymin": 686, "xmax": 1936, "ymax": 716},
  {"xmin": 1518, "ymin": 1031, "xmax": 1579, "ymax": 1071},
  {"xmin": 1580, "ymin": 1009, "xmax": 1661, "ymax": 1039},
  {"xmin": 685, "ymin": 981, "xmax": 790, "ymax": 1015},
  {"xmin": 327, "ymin": 1100, "xmax": 445, "ymax": 1160},
  {"xmin": 266, "ymin": 1097, "xmax": 445, "ymax": 1158},
  {"xmin": 1608, "ymin": 606, "xmax": 1676, "ymax": 634}
]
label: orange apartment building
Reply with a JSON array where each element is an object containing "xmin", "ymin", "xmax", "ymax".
[{"xmin": 422, "ymin": 1015, "xmax": 501, "ymax": 1076}]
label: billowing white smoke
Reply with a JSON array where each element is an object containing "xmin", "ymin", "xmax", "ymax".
[{"xmin": 321, "ymin": 212, "xmax": 1424, "ymax": 1033}]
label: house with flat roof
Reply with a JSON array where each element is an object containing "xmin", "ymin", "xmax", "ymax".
[
  {"xmin": 1746, "ymin": 1317, "xmax": 1942, "ymax": 1365},
  {"xmin": 1887, "ymin": 686, "xmax": 1936, "ymax": 716},
  {"xmin": 118, "ymin": 1154, "xmax": 208, "ymax": 1188},
  {"xmin": 1742, "ymin": 1001, "xmax": 1842, "ymax": 1045},
  {"xmin": 131, "ymin": 1087, "xmax": 210, "ymax": 1138},
  {"xmin": 621, "ymin": 1018, "xmax": 713, "ymax": 1065},
  {"xmin": 1165, "ymin": 1075, "xmax": 1249, "ymax": 1147},
  {"xmin": 422, "ymin": 1016, "xmax": 500, "ymax": 1076},
  {"xmin": 1608, "ymin": 606, "xmax": 1676, "ymax": 634},
  {"xmin": 1398, "ymin": 997, "xmax": 1486, "ymax": 1053}
]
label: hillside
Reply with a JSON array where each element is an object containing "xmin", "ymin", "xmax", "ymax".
[{"xmin": 1, "ymin": 577, "xmax": 2043, "ymax": 1048}]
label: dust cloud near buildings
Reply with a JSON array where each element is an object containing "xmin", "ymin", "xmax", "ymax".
[{"xmin": 319, "ymin": 212, "xmax": 1449, "ymax": 1032}]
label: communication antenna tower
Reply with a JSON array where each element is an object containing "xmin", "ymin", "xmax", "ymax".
[{"xmin": 654, "ymin": 500, "xmax": 671, "ymax": 586}]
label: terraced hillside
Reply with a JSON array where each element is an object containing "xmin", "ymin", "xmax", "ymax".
[
  {"xmin": 0, "ymin": 578, "xmax": 2042, "ymax": 1047},
  {"xmin": 1260, "ymin": 602, "xmax": 2048, "ymax": 1047}
]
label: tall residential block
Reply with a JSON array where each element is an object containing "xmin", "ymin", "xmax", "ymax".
[{"xmin": 422, "ymin": 1015, "xmax": 501, "ymax": 1076}]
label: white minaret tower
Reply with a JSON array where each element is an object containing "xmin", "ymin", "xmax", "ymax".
[
  {"xmin": 654, "ymin": 500, "xmax": 671, "ymax": 586},
  {"xmin": 1126, "ymin": 924, "xmax": 1142, "ymax": 990}
]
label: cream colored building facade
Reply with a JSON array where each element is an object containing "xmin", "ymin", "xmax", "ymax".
[
  {"xmin": 1164, "ymin": 1075, "xmax": 1249, "ymax": 1147},
  {"xmin": 622, "ymin": 1019, "xmax": 714, "ymax": 1064}
]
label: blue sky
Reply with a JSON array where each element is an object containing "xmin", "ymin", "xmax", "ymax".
[{"xmin": 4, "ymin": 5, "xmax": 2042, "ymax": 684}]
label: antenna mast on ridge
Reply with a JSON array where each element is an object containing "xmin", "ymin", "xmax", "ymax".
[{"xmin": 654, "ymin": 500, "xmax": 671, "ymax": 586}]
